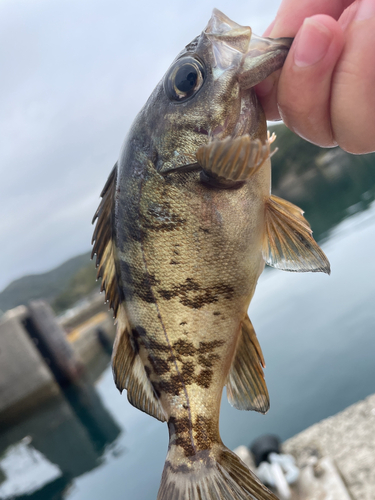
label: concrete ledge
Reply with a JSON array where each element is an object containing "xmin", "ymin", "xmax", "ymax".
[
  {"xmin": 0, "ymin": 307, "xmax": 60, "ymax": 420},
  {"xmin": 284, "ymin": 394, "xmax": 375, "ymax": 500}
]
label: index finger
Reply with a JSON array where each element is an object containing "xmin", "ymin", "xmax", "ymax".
[
  {"xmin": 257, "ymin": 0, "xmax": 356, "ymax": 121},
  {"xmin": 266, "ymin": 0, "xmax": 355, "ymax": 36}
]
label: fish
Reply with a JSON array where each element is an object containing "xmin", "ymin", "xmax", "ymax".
[{"xmin": 91, "ymin": 9, "xmax": 330, "ymax": 500}]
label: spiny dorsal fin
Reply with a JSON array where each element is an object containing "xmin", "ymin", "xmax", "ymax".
[
  {"xmin": 263, "ymin": 195, "xmax": 331, "ymax": 274},
  {"xmin": 112, "ymin": 307, "xmax": 167, "ymax": 422},
  {"xmin": 226, "ymin": 315, "xmax": 269, "ymax": 414},
  {"xmin": 92, "ymin": 167, "xmax": 166, "ymax": 422},
  {"xmin": 91, "ymin": 165, "xmax": 122, "ymax": 316},
  {"xmin": 196, "ymin": 132, "xmax": 276, "ymax": 186}
]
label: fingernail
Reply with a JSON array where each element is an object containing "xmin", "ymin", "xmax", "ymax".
[
  {"xmin": 355, "ymin": 0, "xmax": 375, "ymax": 21},
  {"xmin": 294, "ymin": 18, "xmax": 333, "ymax": 68}
]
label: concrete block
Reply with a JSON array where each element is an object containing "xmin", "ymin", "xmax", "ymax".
[{"xmin": 0, "ymin": 307, "xmax": 59, "ymax": 424}]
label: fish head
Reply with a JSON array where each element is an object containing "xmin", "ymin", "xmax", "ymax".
[{"xmin": 140, "ymin": 9, "xmax": 292, "ymax": 173}]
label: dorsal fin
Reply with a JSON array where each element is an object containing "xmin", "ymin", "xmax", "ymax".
[
  {"xmin": 91, "ymin": 165, "xmax": 122, "ymax": 316},
  {"xmin": 226, "ymin": 315, "xmax": 269, "ymax": 414},
  {"xmin": 263, "ymin": 195, "xmax": 331, "ymax": 274},
  {"xmin": 92, "ymin": 168, "xmax": 166, "ymax": 422}
]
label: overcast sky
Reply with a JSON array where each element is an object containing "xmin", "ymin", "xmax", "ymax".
[{"xmin": 0, "ymin": 0, "xmax": 281, "ymax": 291}]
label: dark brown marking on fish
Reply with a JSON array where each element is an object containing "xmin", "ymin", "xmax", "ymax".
[
  {"xmin": 169, "ymin": 416, "xmax": 193, "ymax": 434},
  {"xmin": 173, "ymin": 249, "xmax": 180, "ymax": 255},
  {"xmin": 213, "ymin": 311, "xmax": 221, "ymax": 316},
  {"xmin": 145, "ymin": 338, "xmax": 170, "ymax": 353},
  {"xmin": 130, "ymin": 329, "xmax": 140, "ymax": 355},
  {"xmin": 156, "ymin": 374, "xmax": 184, "ymax": 396},
  {"xmin": 180, "ymin": 321, "xmax": 187, "ymax": 326},
  {"xmin": 199, "ymin": 227, "xmax": 210, "ymax": 234},
  {"xmin": 199, "ymin": 339, "xmax": 225, "ymax": 354},
  {"xmin": 195, "ymin": 368, "xmax": 213, "ymax": 388},
  {"xmin": 148, "ymin": 354, "xmax": 171, "ymax": 375},
  {"xmin": 134, "ymin": 270, "xmax": 159, "ymax": 304},
  {"xmin": 197, "ymin": 353, "xmax": 220, "ymax": 369},
  {"xmin": 144, "ymin": 365, "xmax": 151, "ymax": 379},
  {"xmin": 175, "ymin": 436, "xmax": 195, "ymax": 456},
  {"xmin": 119, "ymin": 261, "xmax": 159, "ymax": 303},
  {"xmin": 158, "ymin": 278, "xmax": 235, "ymax": 309},
  {"xmin": 134, "ymin": 325, "xmax": 148, "ymax": 338},
  {"xmin": 194, "ymin": 416, "xmax": 218, "ymax": 450},
  {"xmin": 181, "ymin": 361, "xmax": 195, "ymax": 385},
  {"xmin": 141, "ymin": 201, "xmax": 186, "ymax": 232},
  {"xmin": 173, "ymin": 339, "xmax": 196, "ymax": 357},
  {"xmin": 168, "ymin": 416, "xmax": 195, "ymax": 457},
  {"xmin": 170, "ymin": 259, "xmax": 179, "ymax": 265},
  {"xmin": 164, "ymin": 460, "xmax": 190, "ymax": 474}
]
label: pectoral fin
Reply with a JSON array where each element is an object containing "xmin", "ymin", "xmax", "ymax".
[
  {"xmin": 196, "ymin": 132, "xmax": 276, "ymax": 188},
  {"xmin": 226, "ymin": 315, "xmax": 269, "ymax": 414},
  {"xmin": 263, "ymin": 195, "xmax": 331, "ymax": 274}
]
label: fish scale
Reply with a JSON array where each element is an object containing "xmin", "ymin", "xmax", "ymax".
[{"xmin": 92, "ymin": 9, "xmax": 330, "ymax": 500}]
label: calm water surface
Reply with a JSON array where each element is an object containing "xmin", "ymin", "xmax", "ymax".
[{"xmin": 1, "ymin": 164, "xmax": 375, "ymax": 499}]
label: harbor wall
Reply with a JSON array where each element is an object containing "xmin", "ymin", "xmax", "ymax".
[{"xmin": 0, "ymin": 306, "xmax": 60, "ymax": 425}]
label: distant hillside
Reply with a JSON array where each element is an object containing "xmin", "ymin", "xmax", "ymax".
[{"xmin": 0, "ymin": 252, "xmax": 94, "ymax": 313}]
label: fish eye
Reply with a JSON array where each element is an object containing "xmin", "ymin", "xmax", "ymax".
[{"xmin": 164, "ymin": 57, "xmax": 205, "ymax": 102}]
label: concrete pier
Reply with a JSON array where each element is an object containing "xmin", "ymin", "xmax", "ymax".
[
  {"xmin": 283, "ymin": 393, "xmax": 375, "ymax": 500},
  {"xmin": 0, "ymin": 307, "xmax": 60, "ymax": 425},
  {"xmin": 0, "ymin": 299, "xmax": 114, "ymax": 426}
]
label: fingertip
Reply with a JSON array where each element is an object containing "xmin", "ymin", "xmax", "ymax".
[
  {"xmin": 276, "ymin": 15, "xmax": 345, "ymax": 147},
  {"xmin": 292, "ymin": 15, "xmax": 343, "ymax": 68}
]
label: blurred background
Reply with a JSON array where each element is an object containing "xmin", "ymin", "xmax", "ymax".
[{"xmin": 1, "ymin": 0, "xmax": 375, "ymax": 499}]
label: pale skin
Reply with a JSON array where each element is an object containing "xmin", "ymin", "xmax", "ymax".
[{"xmin": 255, "ymin": 0, "xmax": 375, "ymax": 154}]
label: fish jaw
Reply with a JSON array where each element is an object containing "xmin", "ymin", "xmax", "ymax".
[
  {"xmin": 239, "ymin": 35, "xmax": 293, "ymax": 90},
  {"xmin": 205, "ymin": 9, "xmax": 292, "ymax": 91}
]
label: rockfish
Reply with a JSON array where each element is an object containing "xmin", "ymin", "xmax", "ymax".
[{"xmin": 92, "ymin": 9, "xmax": 330, "ymax": 500}]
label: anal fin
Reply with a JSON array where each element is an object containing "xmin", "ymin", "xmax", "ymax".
[
  {"xmin": 226, "ymin": 315, "xmax": 269, "ymax": 414},
  {"xmin": 112, "ymin": 307, "xmax": 167, "ymax": 422},
  {"xmin": 263, "ymin": 195, "xmax": 331, "ymax": 274},
  {"xmin": 196, "ymin": 132, "xmax": 276, "ymax": 187}
]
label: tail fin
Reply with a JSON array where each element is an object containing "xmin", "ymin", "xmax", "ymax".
[{"xmin": 157, "ymin": 443, "xmax": 277, "ymax": 500}]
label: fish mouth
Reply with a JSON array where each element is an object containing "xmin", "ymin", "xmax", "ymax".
[{"xmin": 205, "ymin": 9, "xmax": 293, "ymax": 90}]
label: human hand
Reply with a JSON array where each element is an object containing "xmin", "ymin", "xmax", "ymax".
[{"xmin": 256, "ymin": 0, "xmax": 375, "ymax": 154}]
